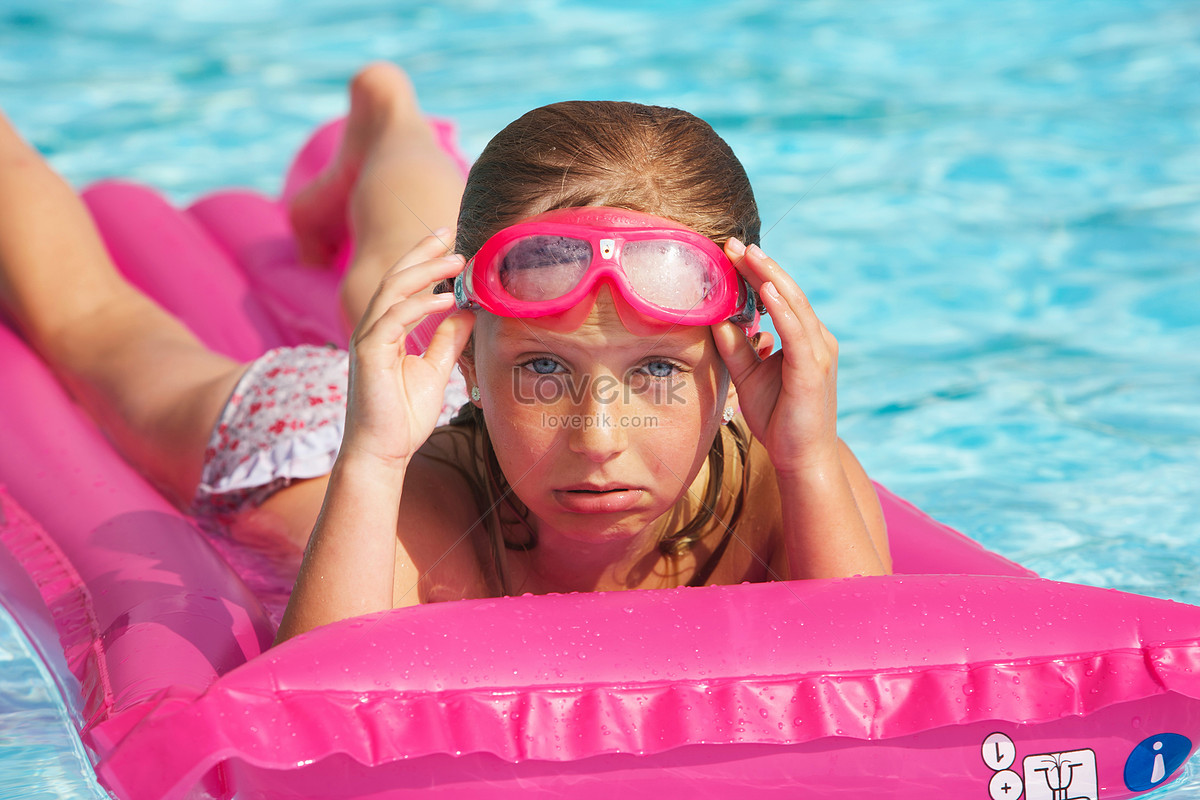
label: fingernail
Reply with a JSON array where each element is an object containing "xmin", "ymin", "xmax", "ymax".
[
  {"xmin": 763, "ymin": 281, "xmax": 781, "ymax": 300},
  {"xmin": 432, "ymin": 226, "xmax": 451, "ymax": 237},
  {"xmin": 726, "ymin": 237, "xmax": 746, "ymax": 256},
  {"xmin": 748, "ymin": 244, "xmax": 766, "ymax": 259}
]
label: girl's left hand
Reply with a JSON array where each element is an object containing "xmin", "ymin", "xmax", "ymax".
[{"xmin": 711, "ymin": 240, "xmax": 841, "ymax": 477}]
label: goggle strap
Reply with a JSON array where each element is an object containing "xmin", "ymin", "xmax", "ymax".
[
  {"xmin": 453, "ymin": 272, "xmax": 478, "ymax": 310},
  {"xmin": 728, "ymin": 282, "xmax": 760, "ymax": 327}
]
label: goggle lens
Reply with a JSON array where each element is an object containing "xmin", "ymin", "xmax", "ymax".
[
  {"xmin": 499, "ymin": 235, "xmax": 592, "ymax": 301},
  {"xmin": 621, "ymin": 240, "xmax": 720, "ymax": 310}
]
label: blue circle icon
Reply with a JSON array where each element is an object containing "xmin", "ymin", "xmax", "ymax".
[{"xmin": 1124, "ymin": 733, "xmax": 1192, "ymax": 792}]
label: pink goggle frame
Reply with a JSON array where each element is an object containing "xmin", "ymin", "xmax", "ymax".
[{"xmin": 453, "ymin": 207, "xmax": 758, "ymax": 328}]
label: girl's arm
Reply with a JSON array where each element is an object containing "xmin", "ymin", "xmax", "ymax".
[
  {"xmin": 713, "ymin": 240, "xmax": 889, "ymax": 580},
  {"xmin": 769, "ymin": 438, "xmax": 890, "ymax": 580},
  {"xmin": 275, "ymin": 235, "xmax": 475, "ymax": 644},
  {"xmin": 274, "ymin": 451, "xmax": 408, "ymax": 643}
]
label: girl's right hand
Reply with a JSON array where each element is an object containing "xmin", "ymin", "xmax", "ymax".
[{"xmin": 340, "ymin": 232, "xmax": 475, "ymax": 471}]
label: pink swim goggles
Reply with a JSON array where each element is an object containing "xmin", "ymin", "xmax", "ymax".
[{"xmin": 453, "ymin": 207, "xmax": 759, "ymax": 327}]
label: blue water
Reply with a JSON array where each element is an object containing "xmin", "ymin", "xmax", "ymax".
[{"xmin": 1, "ymin": 0, "xmax": 1198, "ymax": 796}]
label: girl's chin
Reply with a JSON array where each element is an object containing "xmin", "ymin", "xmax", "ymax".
[{"xmin": 531, "ymin": 507, "xmax": 659, "ymax": 546}]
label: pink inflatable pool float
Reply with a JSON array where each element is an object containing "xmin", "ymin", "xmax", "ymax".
[{"xmin": 1, "ymin": 119, "xmax": 1199, "ymax": 800}]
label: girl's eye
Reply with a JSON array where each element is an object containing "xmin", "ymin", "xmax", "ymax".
[
  {"xmin": 640, "ymin": 360, "xmax": 680, "ymax": 379},
  {"xmin": 523, "ymin": 357, "xmax": 563, "ymax": 375}
]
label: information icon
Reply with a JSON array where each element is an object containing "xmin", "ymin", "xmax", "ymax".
[{"xmin": 1124, "ymin": 733, "xmax": 1192, "ymax": 792}]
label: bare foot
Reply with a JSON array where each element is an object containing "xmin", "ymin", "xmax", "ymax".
[{"xmin": 288, "ymin": 62, "xmax": 427, "ymax": 266}]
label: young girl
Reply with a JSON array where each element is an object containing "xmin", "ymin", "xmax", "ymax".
[
  {"xmin": 276, "ymin": 70, "xmax": 891, "ymax": 639},
  {"xmin": 0, "ymin": 63, "xmax": 889, "ymax": 646}
]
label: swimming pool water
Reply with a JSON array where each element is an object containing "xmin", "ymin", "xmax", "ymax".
[{"xmin": 1, "ymin": 0, "xmax": 1198, "ymax": 796}]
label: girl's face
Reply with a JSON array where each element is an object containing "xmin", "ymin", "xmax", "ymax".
[{"xmin": 466, "ymin": 285, "xmax": 732, "ymax": 547}]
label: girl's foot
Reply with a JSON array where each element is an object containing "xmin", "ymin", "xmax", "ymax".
[{"xmin": 288, "ymin": 62, "xmax": 427, "ymax": 266}]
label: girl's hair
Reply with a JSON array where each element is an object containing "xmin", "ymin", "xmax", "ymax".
[
  {"xmin": 433, "ymin": 101, "xmax": 760, "ymax": 594},
  {"xmin": 454, "ymin": 101, "xmax": 761, "ymax": 258}
]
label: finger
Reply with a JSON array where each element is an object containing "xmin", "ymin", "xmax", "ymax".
[
  {"xmin": 737, "ymin": 244, "xmax": 800, "ymax": 304},
  {"xmin": 377, "ymin": 252, "xmax": 464, "ymax": 301},
  {"xmin": 711, "ymin": 320, "xmax": 763, "ymax": 384},
  {"xmin": 759, "ymin": 280, "xmax": 825, "ymax": 370},
  {"xmin": 359, "ymin": 291, "xmax": 458, "ymax": 351},
  {"xmin": 726, "ymin": 242, "xmax": 835, "ymax": 370},
  {"xmin": 731, "ymin": 243, "xmax": 810, "ymax": 316},
  {"xmin": 753, "ymin": 330, "xmax": 776, "ymax": 360},
  {"xmin": 743, "ymin": 243, "xmax": 831, "ymax": 362},
  {"xmin": 724, "ymin": 238, "xmax": 788, "ymax": 296},
  {"xmin": 386, "ymin": 228, "xmax": 455, "ymax": 274},
  {"xmin": 421, "ymin": 311, "xmax": 476, "ymax": 380},
  {"xmin": 817, "ymin": 318, "xmax": 839, "ymax": 380},
  {"xmin": 369, "ymin": 230, "xmax": 458, "ymax": 305},
  {"xmin": 817, "ymin": 318, "xmax": 838, "ymax": 355},
  {"xmin": 427, "ymin": 225, "xmax": 456, "ymax": 255},
  {"xmin": 358, "ymin": 255, "xmax": 464, "ymax": 333},
  {"xmin": 724, "ymin": 238, "xmax": 763, "ymax": 291}
]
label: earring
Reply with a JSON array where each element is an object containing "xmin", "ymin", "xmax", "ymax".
[
  {"xmin": 722, "ymin": 406, "xmax": 735, "ymax": 424},
  {"xmin": 470, "ymin": 386, "xmax": 481, "ymax": 402}
]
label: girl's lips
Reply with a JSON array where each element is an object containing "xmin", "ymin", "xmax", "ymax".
[{"xmin": 552, "ymin": 487, "xmax": 644, "ymax": 514}]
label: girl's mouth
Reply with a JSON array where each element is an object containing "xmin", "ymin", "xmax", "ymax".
[{"xmin": 553, "ymin": 486, "xmax": 644, "ymax": 513}]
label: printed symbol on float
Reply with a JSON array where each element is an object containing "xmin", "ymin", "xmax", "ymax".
[
  {"xmin": 989, "ymin": 769, "xmax": 1024, "ymax": 800},
  {"xmin": 1123, "ymin": 733, "xmax": 1193, "ymax": 792},
  {"xmin": 1023, "ymin": 748, "xmax": 1097, "ymax": 800},
  {"xmin": 983, "ymin": 732, "xmax": 1018, "ymax": 770},
  {"xmin": 982, "ymin": 733, "xmax": 1024, "ymax": 800}
]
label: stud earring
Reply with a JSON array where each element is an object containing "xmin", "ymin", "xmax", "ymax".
[
  {"xmin": 470, "ymin": 386, "xmax": 481, "ymax": 402},
  {"xmin": 722, "ymin": 406, "xmax": 735, "ymax": 424}
]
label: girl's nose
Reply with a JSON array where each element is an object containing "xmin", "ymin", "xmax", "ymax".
[{"xmin": 566, "ymin": 378, "xmax": 628, "ymax": 462}]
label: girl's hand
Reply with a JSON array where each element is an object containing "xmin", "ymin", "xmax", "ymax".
[
  {"xmin": 713, "ymin": 240, "xmax": 889, "ymax": 579},
  {"xmin": 712, "ymin": 240, "xmax": 840, "ymax": 478},
  {"xmin": 341, "ymin": 232, "xmax": 475, "ymax": 471}
]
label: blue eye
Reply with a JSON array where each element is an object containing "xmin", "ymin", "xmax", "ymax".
[
  {"xmin": 524, "ymin": 358, "xmax": 562, "ymax": 375},
  {"xmin": 641, "ymin": 360, "xmax": 679, "ymax": 379}
]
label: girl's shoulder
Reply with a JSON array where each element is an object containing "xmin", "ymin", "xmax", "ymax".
[
  {"xmin": 727, "ymin": 423, "xmax": 784, "ymax": 557},
  {"xmin": 415, "ymin": 420, "xmax": 491, "ymax": 514},
  {"xmin": 682, "ymin": 423, "xmax": 782, "ymax": 586},
  {"xmin": 393, "ymin": 424, "xmax": 496, "ymax": 602}
]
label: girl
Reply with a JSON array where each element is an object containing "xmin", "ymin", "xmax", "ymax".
[
  {"xmin": 276, "ymin": 71, "xmax": 890, "ymax": 639},
  {"xmin": 0, "ymin": 63, "xmax": 889, "ymax": 646}
]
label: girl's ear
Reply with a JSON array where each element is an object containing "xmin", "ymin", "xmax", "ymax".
[
  {"xmin": 458, "ymin": 352, "xmax": 481, "ymax": 408},
  {"xmin": 712, "ymin": 325, "xmax": 773, "ymax": 422},
  {"xmin": 723, "ymin": 380, "xmax": 740, "ymax": 423},
  {"xmin": 730, "ymin": 330, "xmax": 773, "ymax": 416}
]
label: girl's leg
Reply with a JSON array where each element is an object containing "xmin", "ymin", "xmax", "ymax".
[
  {"xmin": 0, "ymin": 111, "xmax": 245, "ymax": 508},
  {"xmin": 252, "ymin": 64, "xmax": 468, "ymax": 550},
  {"xmin": 0, "ymin": 64, "xmax": 464, "ymax": 544},
  {"xmin": 289, "ymin": 62, "xmax": 465, "ymax": 328}
]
